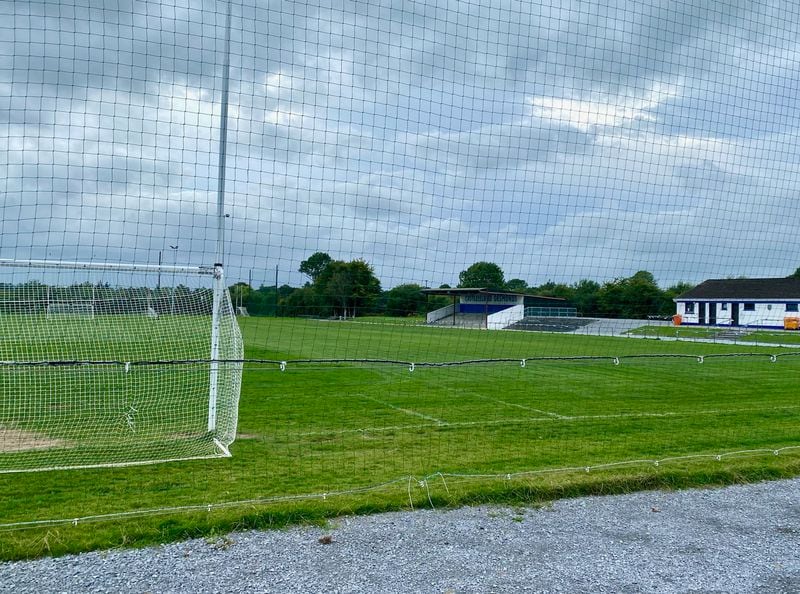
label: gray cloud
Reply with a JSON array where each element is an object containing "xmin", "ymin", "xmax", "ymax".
[{"xmin": 2, "ymin": 0, "xmax": 800, "ymax": 290}]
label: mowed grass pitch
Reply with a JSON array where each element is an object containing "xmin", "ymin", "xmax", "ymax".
[
  {"xmin": 628, "ymin": 324, "xmax": 800, "ymax": 345},
  {"xmin": 0, "ymin": 314, "xmax": 228, "ymax": 471},
  {"xmin": 1, "ymin": 316, "xmax": 800, "ymax": 559}
]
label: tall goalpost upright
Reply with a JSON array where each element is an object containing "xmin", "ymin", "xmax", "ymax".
[
  {"xmin": 0, "ymin": 0, "xmax": 242, "ymax": 472},
  {"xmin": 208, "ymin": 0, "xmax": 234, "ymax": 440}
]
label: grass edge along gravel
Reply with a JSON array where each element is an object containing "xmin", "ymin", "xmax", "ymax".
[{"xmin": 2, "ymin": 450, "xmax": 800, "ymax": 560}]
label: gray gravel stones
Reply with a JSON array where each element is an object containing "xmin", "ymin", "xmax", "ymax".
[{"xmin": 2, "ymin": 478, "xmax": 799, "ymax": 593}]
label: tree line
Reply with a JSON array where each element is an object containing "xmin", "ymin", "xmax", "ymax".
[
  {"xmin": 456, "ymin": 261, "xmax": 694, "ymax": 318},
  {"xmin": 0, "ymin": 280, "xmax": 212, "ymax": 315},
  {"xmin": 233, "ymin": 253, "xmax": 384, "ymax": 318},
  {"xmin": 232, "ymin": 254, "xmax": 698, "ymax": 319},
  {"xmin": 14, "ymin": 257, "xmax": 794, "ymax": 319}
]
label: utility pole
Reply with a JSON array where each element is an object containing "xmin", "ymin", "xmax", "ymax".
[{"xmin": 274, "ymin": 264, "xmax": 279, "ymax": 317}]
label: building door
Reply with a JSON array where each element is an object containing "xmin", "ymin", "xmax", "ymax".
[
  {"xmin": 708, "ymin": 303, "xmax": 717, "ymax": 325},
  {"xmin": 731, "ymin": 303, "xmax": 739, "ymax": 326},
  {"xmin": 698, "ymin": 302, "xmax": 706, "ymax": 325}
]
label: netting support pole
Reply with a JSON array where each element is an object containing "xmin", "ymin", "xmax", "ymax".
[
  {"xmin": 207, "ymin": 0, "xmax": 232, "ymax": 436},
  {"xmin": 216, "ymin": 0, "xmax": 232, "ymax": 268},
  {"xmin": 208, "ymin": 264, "xmax": 224, "ymax": 433}
]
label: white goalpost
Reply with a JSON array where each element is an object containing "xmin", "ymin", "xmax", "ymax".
[
  {"xmin": 46, "ymin": 301, "xmax": 95, "ymax": 319},
  {"xmin": 0, "ymin": 259, "xmax": 243, "ymax": 472}
]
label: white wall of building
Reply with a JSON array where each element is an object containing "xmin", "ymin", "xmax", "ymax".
[
  {"xmin": 676, "ymin": 300, "xmax": 800, "ymax": 328},
  {"xmin": 487, "ymin": 304, "xmax": 525, "ymax": 330},
  {"xmin": 426, "ymin": 303, "xmax": 455, "ymax": 324}
]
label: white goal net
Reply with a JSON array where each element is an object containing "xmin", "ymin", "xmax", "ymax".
[
  {"xmin": 46, "ymin": 301, "xmax": 95, "ymax": 319},
  {"xmin": 0, "ymin": 262, "xmax": 243, "ymax": 472}
]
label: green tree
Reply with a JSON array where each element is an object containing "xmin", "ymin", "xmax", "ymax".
[
  {"xmin": 426, "ymin": 295, "xmax": 451, "ymax": 313},
  {"xmin": 278, "ymin": 284, "xmax": 296, "ymax": 299},
  {"xmin": 282, "ymin": 285, "xmax": 316, "ymax": 316},
  {"xmin": 661, "ymin": 282, "xmax": 695, "ymax": 316},
  {"xmin": 533, "ymin": 281, "xmax": 574, "ymax": 300},
  {"xmin": 385, "ymin": 284, "xmax": 426, "ymax": 317},
  {"xmin": 246, "ymin": 283, "xmax": 295, "ymax": 316},
  {"xmin": 571, "ymin": 279, "xmax": 600, "ymax": 316},
  {"xmin": 247, "ymin": 286, "xmax": 276, "ymax": 316},
  {"xmin": 458, "ymin": 262, "xmax": 505, "ymax": 291},
  {"xmin": 299, "ymin": 252, "xmax": 332, "ymax": 284},
  {"xmin": 505, "ymin": 278, "xmax": 528, "ymax": 292},
  {"xmin": 229, "ymin": 282, "xmax": 252, "ymax": 310},
  {"xmin": 316, "ymin": 259, "xmax": 381, "ymax": 318},
  {"xmin": 597, "ymin": 271, "xmax": 666, "ymax": 319},
  {"xmin": 791, "ymin": 267, "xmax": 800, "ymax": 279}
]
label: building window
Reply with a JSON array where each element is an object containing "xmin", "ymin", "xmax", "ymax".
[
  {"xmin": 787, "ymin": 303, "xmax": 799, "ymax": 312},
  {"xmin": 684, "ymin": 302, "xmax": 695, "ymax": 314},
  {"xmin": 721, "ymin": 303, "xmax": 728, "ymax": 311},
  {"xmin": 743, "ymin": 303, "xmax": 755, "ymax": 311}
]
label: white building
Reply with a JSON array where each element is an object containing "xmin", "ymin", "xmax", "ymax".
[{"xmin": 674, "ymin": 277, "xmax": 800, "ymax": 329}]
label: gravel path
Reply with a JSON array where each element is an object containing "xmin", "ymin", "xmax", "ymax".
[{"xmin": 2, "ymin": 478, "xmax": 799, "ymax": 593}]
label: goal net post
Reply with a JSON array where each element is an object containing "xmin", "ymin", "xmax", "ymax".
[
  {"xmin": 46, "ymin": 301, "xmax": 95, "ymax": 319},
  {"xmin": 0, "ymin": 259, "xmax": 243, "ymax": 473}
]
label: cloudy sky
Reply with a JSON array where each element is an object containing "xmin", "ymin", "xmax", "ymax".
[{"xmin": 2, "ymin": 0, "xmax": 800, "ymax": 289}]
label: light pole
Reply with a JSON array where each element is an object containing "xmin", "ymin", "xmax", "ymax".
[{"xmin": 170, "ymin": 244, "xmax": 178, "ymax": 314}]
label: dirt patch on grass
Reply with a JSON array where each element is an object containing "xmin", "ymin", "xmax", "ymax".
[
  {"xmin": 0, "ymin": 428, "xmax": 67, "ymax": 452},
  {"xmin": 235, "ymin": 433, "xmax": 262, "ymax": 440}
]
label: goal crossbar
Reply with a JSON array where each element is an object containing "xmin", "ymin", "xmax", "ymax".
[{"xmin": 0, "ymin": 259, "xmax": 216, "ymax": 276}]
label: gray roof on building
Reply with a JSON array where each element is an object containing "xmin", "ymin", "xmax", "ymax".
[
  {"xmin": 420, "ymin": 288, "xmax": 565, "ymax": 302},
  {"xmin": 420, "ymin": 287, "xmax": 518, "ymax": 297},
  {"xmin": 677, "ymin": 277, "xmax": 800, "ymax": 300}
]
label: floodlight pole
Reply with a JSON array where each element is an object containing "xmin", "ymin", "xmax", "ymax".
[
  {"xmin": 215, "ymin": 1, "xmax": 232, "ymax": 268},
  {"xmin": 209, "ymin": 0, "xmax": 232, "ymax": 434}
]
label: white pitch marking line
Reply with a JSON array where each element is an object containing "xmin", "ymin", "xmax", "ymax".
[
  {"xmin": 287, "ymin": 403, "xmax": 800, "ymax": 438},
  {"xmin": 361, "ymin": 394, "xmax": 446, "ymax": 425},
  {"xmin": 485, "ymin": 399, "xmax": 568, "ymax": 419},
  {"xmin": 557, "ymin": 402, "xmax": 800, "ymax": 421},
  {"xmin": 492, "ymin": 400, "xmax": 567, "ymax": 419},
  {"xmin": 461, "ymin": 389, "xmax": 568, "ymax": 419}
]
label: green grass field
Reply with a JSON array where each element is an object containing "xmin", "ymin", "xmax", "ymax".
[
  {"xmin": 1, "ymin": 316, "xmax": 799, "ymax": 559},
  {"xmin": 0, "ymin": 314, "xmax": 239, "ymax": 471},
  {"xmin": 627, "ymin": 325, "xmax": 719, "ymax": 338},
  {"xmin": 628, "ymin": 324, "xmax": 800, "ymax": 344}
]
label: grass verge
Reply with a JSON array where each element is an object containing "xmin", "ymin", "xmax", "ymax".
[
  {"xmin": 2, "ymin": 453, "xmax": 798, "ymax": 560},
  {"xmin": 1, "ymin": 317, "xmax": 799, "ymax": 559}
]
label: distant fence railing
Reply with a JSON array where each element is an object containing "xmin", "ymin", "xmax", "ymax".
[{"xmin": 524, "ymin": 307, "xmax": 578, "ymax": 317}]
